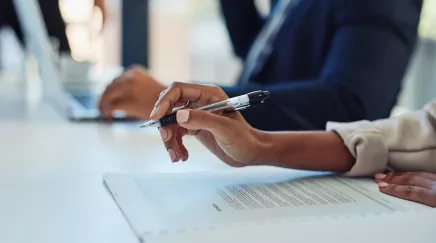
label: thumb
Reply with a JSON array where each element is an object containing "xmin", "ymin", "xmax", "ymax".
[{"xmin": 176, "ymin": 109, "xmax": 236, "ymax": 143}]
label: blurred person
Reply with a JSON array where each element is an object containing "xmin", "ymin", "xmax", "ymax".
[
  {"xmin": 151, "ymin": 82, "xmax": 436, "ymax": 208},
  {"xmin": 99, "ymin": 0, "xmax": 423, "ymax": 131},
  {"xmin": 0, "ymin": 0, "xmax": 107, "ymax": 53}
]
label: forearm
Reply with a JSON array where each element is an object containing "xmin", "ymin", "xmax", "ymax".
[
  {"xmin": 255, "ymin": 101, "xmax": 436, "ymax": 175},
  {"xmin": 255, "ymin": 131, "xmax": 355, "ymax": 172}
]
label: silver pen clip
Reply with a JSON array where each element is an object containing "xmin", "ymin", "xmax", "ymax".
[{"xmin": 234, "ymin": 105, "xmax": 251, "ymax": 111}]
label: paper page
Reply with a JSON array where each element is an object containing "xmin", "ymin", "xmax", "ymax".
[
  {"xmin": 112, "ymin": 169, "xmax": 427, "ymax": 235},
  {"xmin": 145, "ymin": 209, "xmax": 436, "ymax": 243}
]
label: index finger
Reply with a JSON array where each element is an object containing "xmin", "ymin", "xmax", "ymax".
[
  {"xmin": 383, "ymin": 173, "xmax": 434, "ymax": 189},
  {"xmin": 379, "ymin": 184, "xmax": 436, "ymax": 207},
  {"xmin": 150, "ymin": 82, "xmax": 227, "ymax": 120}
]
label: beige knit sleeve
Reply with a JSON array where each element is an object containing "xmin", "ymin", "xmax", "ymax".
[{"xmin": 327, "ymin": 100, "xmax": 436, "ymax": 177}]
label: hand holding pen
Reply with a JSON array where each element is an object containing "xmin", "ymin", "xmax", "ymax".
[
  {"xmin": 147, "ymin": 82, "xmax": 270, "ymax": 165},
  {"xmin": 142, "ymin": 89, "xmax": 270, "ymax": 128}
]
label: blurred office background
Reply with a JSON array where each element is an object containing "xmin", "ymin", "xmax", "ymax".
[{"xmin": 1, "ymin": 0, "xmax": 436, "ymax": 111}]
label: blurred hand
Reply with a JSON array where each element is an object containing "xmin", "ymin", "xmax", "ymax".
[
  {"xmin": 99, "ymin": 65, "xmax": 166, "ymax": 119},
  {"xmin": 94, "ymin": 0, "xmax": 107, "ymax": 27},
  {"xmin": 151, "ymin": 82, "xmax": 264, "ymax": 167},
  {"xmin": 375, "ymin": 172, "xmax": 436, "ymax": 207}
]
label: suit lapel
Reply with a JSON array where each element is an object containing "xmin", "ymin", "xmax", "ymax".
[{"xmin": 256, "ymin": 0, "xmax": 316, "ymax": 76}]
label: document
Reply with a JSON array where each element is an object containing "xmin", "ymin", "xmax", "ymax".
[{"xmin": 103, "ymin": 169, "xmax": 429, "ymax": 240}]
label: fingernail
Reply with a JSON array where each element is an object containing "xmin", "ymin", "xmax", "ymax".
[
  {"xmin": 168, "ymin": 148, "xmax": 177, "ymax": 162},
  {"xmin": 159, "ymin": 128, "xmax": 168, "ymax": 141},
  {"xmin": 150, "ymin": 106, "xmax": 158, "ymax": 119},
  {"xmin": 375, "ymin": 173, "xmax": 387, "ymax": 180},
  {"xmin": 378, "ymin": 182, "xmax": 389, "ymax": 188},
  {"xmin": 177, "ymin": 110, "xmax": 190, "ymax": 123}
]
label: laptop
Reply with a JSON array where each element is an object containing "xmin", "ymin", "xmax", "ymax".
[{"xmin": 13, "ymin": 0, "xmax": 131, "ymax": 121}]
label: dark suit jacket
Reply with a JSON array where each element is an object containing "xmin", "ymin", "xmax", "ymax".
[{"xmin": 220, "ymin": 0, "xmax": 423, "ymax": 131}]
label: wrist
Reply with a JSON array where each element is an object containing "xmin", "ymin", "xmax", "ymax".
[{"xmin": 250, "ymin": 130, "xmax": 278, "ymax": 166}]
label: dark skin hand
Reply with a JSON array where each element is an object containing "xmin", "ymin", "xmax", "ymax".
[
  {"xmin": 98, "ymin": 66, "xmax": 166, "ymax": 119},
  {"xmin": 151, "ymin": 82, "xmax": 355, "ymax": 169},
  {"xmin": 375, "ymin": 172, "xmax": 436, "ymax": 207},
  {"xmin": 151, "ymin": 82, "xmax": 252, "ymax": 167}
]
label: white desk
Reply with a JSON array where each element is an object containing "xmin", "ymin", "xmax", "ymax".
[
  {"xmin": 0, "ymin": 76, "xmax": 230, "ymax": 243},
  {"xmin": 1, "ymin": 75, "xmax": 435, "ymax": 243},
  {"xmin": 0, "ymin": 122, "xmax": 231, "ymax": 243}
]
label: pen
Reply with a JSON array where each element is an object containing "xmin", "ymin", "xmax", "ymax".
[{"xmin": 139, "ymin": 90, "xmax": 271, "ymax": 128}]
